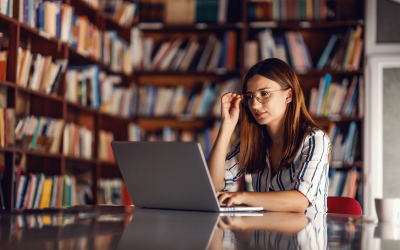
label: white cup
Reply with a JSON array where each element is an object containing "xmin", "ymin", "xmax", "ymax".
[{"xmin": 375, "ymin": 198, "xmax": 400, "ymax": 224}]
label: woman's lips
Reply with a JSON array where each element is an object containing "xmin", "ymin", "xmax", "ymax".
[{"xmin": 255, "ymin": 112, "xmax": 266, "ymax": 118}]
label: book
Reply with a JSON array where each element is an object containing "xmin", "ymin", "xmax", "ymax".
[
  {"xmin": 317, "ymin": 34, "xmax": 338, "ymax": 69},
  {"xmin": 0, "ymin": 50, "xmax": 7, "ymax": 81},
  {"xmin": 50, "ymin": 175, "xmax": 58, "ymax": 207},
  {"xmin": 165, "ymin": 0, "xmax": 195, "ymax": 24},
  {"xmin": 39, "ymin": 177, "xmax": 53, "ymax": 208},
  {"xmin": 33, "ymin": 173, "xmax": 45, "ymax": 208}
]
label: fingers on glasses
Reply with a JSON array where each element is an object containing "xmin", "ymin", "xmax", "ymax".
[{"xmin": 222, "ymin": 92, "xmax": 243, "ymax": 102}]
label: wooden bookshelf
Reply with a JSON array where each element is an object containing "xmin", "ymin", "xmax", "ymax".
[
  {"xmin": 0, "ymin": 0, "xmax": 366, "ymax": 211},
  {"xmin": 249, "ymin": 20, "xmax": 363, "ymax": 29}
]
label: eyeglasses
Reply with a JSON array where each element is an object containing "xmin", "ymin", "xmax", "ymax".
[{"xmin": 241, "ymin": 89, "xmax": 286, "ymax": 106}]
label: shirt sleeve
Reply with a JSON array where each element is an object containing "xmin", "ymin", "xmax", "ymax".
[
  {"xmin": 294, "ymin": 130, "xmax": 330, "ymax": 206},
  {"xmin": 222, "ymin": 139, "xmax": 244, "ymax": 192}
]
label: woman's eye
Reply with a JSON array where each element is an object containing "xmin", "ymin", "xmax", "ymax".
[{"xmin": 260, "ymin": 92, "xmax": 269, "ymax": 97}]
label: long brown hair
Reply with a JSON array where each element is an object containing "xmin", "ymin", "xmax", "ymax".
[{"xmin": 239, "ymin": 58, "xmax": 323, "ymax": 174}]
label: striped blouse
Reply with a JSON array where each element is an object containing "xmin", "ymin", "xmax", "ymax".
[{"xmin": 223, "ymin": 129, "xmax": 330, "ymax": 213}]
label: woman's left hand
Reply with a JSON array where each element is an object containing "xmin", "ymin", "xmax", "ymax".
[{"xmin": 217, "ymin": 192, "xmax": 247, "ymax": 207}]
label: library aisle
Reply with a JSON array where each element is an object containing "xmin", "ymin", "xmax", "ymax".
[{"xmin": 0, "ymin": 0, "xmax": 365, "ymax": 213}]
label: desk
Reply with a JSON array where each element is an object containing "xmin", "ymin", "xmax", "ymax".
[{"xmin": 0, "ymin": 206, "xmax": 391, "ymax": 250}]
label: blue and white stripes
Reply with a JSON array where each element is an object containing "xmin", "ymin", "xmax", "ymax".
[{"xmin": 223, "ymin": 129, "xmax": 330, "ymax": 213}]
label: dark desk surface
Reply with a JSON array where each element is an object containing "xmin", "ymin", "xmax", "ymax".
[{"xmin": 0, "ymin": 205, "xmax": 393, "ymax": 250}]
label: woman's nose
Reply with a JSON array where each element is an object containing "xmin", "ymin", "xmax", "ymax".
[{"xmin": 250, "ymin": 98, "xmax": 262, "ymax": 110}]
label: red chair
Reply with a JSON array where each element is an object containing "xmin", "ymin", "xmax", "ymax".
[{"xmin": 327, "ymin": 197, "xmax": 362, "ymax": 216}]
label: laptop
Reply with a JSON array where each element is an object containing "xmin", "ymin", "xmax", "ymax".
[{"xmin": 111, "ymin": 141, "xmax": 263, "ymax": 212}]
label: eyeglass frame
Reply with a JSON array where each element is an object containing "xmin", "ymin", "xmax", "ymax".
[{"xmin": 241, "ymin": 88, "xmax": 291, "ymax": 106}]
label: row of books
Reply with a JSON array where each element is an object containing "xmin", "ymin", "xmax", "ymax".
[
  {"xmin": 309, "ymin": 74, "xmax": 364, "ymax": 117},
  {"xmin": 0, "ymin": 0, "xmax": 13, "ymax": 17},
  {"xmin": 328, "ymin": 167, "xmax": 359, "ymax": 199},
  {"xmin": 245, "ymin": 30, "xmax": 312, "ymax": 71},
  {"xmin": 16, "ymin": 48, "xmax": 68, "ymax": 94},
  {"xmin": 128, "ymin": 121, "xmax": 221, "ymax": 159},
  {"xmin": 328, "ymin": 121, "xmax": 359, "ymax": 164},
  {"xmin": 99, "ymin": 72, "xmax": 137, "ymax": 117},
  {"xmin": 69, "ymin": 15, "xmax": 132, "ymax": 75},
  {"xmin": 110, "ymin": 1, "xmax": 137, "ymax": 27},
  {"xmin": 317, "ymin": 26, "xmax": 363, "ymax": 71},
  {"xmin": 244, "ymin": 26, "xmax": 363, "ymax": 72},
  {"xmin": 139, "ymin": 0, "xmax": 242, "ymax": 24},
  {"xmin": 66, "ymin": 65, "xmax": 100, "ymax": 109},
  {"xmin": 101, "ymin": 0, "xmax": 139, "ymax": 23},
  {"xmin": 15, "ymin": 115, "xmax": 65, "ymax": 154},
  {"xmin": 97, "ymin": 178, "xmax": 132, "ymax": 205},
  {"xmin": 0, "ymin": 107, "xmax": 15, "ymax": 148},
  {"xmin": 63, "ymin": 123, "xmax": 94, "ymax": 159},
  {"xmin": 131, "ymin": 30, "xmax": 237, "ymax": 72},
  {"xmin": 67, "ymin": 66, "xmax": 137, "ymax": 116},
  {"xmin": 248, "ymin": 0, "xmax": 337, "ymax": 22},
  {"xmin": 14, "ymin": 173, "xmax": 87, "ymax": 209},
  {"xmin": 137, "ymin": 78, "xmax": 239, "ymax": 118},
  {"xmin": 17, "ymin": 0, "xmax": 63, "ymax": 35},
  {"xmin": 98, "ymin": 130, "xmax": 115, "ymax": 162}
]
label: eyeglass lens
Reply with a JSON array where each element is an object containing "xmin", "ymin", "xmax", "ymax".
[{"xmin": 242, "ymin": 91, "xmax": 269, "ymax": 106}]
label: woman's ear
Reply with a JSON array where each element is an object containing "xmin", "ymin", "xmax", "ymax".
[{"xmin": 286, "ymin": 88, "xmax": 293, "ymax": 104}]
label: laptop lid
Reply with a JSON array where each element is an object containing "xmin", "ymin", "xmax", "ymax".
[{"xmin": 111, "ymin": 141, "xmax": 221, "ymax": 212}]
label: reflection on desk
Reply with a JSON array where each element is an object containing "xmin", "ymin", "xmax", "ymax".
[{"xmin": 0, "ymin": 206, "xmax": 375, "ymax": 250}]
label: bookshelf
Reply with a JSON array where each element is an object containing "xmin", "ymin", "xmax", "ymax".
[{"xmin": 0, "ymin": 0, "xmax": 366, "ymax": 211}]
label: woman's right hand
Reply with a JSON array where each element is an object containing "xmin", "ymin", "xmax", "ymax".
[{"xmin": 221, "ymin": 92, "xmax": 242, "ymax": 129}]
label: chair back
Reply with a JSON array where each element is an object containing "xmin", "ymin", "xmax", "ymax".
[{"xmin": 327, "ymin": 197, "xmax": 362, "ymax": 215}]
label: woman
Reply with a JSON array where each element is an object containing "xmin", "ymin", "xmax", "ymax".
[{"xmin": 207, "ymin": 58, "xmax": 330, "ymax": 213}]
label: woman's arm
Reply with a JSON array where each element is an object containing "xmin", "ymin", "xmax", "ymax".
[
  {"xmin": 207, "ymin": 126, "xmax": 236, "ymax": 192},
  {"xmin": 217, "ymin": 190, "xmax": 309, "ymax": 213},
  {"xmin": 207, "ymin": 93, "xmax": 242, "ymax": 192}
]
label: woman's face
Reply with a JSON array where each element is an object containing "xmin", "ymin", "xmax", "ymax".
[{"xmin": 245, "ymin": 75, "xmax": 292, "ymax": 126}]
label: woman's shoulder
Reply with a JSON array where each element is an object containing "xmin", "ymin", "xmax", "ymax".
[{"xmin": 302, "ymin": 129, "xmax": 331, "ymax": 146}]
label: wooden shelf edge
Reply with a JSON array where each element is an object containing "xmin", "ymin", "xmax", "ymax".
[
  {"xmin": 136, "ymin": 116, "xmax": 218, "ymax": 122},
  {"xmin": 138, "ymin": 22, "xmax": 243, "ymax": 31},
  {"xmin": 0, "ymin": 13, "xmax": 18, "ymax": 25},
  {"xmin": 19, "ymin": 23, "xmax": 64, "ymax": 45},
  {"xmin": 66, "ymin": 102, "xmax": 136, "ymax": 122},
  {"xmin": 17, "ymin": 86, "xmax": 64, "ymax": 102},
  {"xmin": 0, "ymin": 80, "xmax": 16, "ymax": 88},
  {"xmin": 66, "ymin": 101, "xmax": 100, "ymax": 115},
  {"xmin": 296, "ymin": 69, "xmax": 364, "ymax": 75},
  {"xmin": 14, "ymin": 148, "xmax": 63, "ymax": 159},
  {"xmin": 249, "ymin": 20, "xmax": 363, "ymax": 29},
  {"xmin": 135, "ymin": 69, "xmax": 241, "ymax": 77},
  {"xmin": 64, "ymin": 156, "xmax": 98, "ymax": 164},
  {"xmin": 313, "ymin": 116, "xmax": 363, "ymax": 123},
  {"xmin": 68, "ymin": 47, "xmax": 133, "ymax": 79},
  {"xmin": 99, "ymin": 161, "xmax": 118, "ymax": 167},
  {"xmin": 101, "ymin": 112, "xmax": 133, "ymax": 123},
  {"xmin": 0, "ymin": 146, "xmax": 16, "ymax": 153}
]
